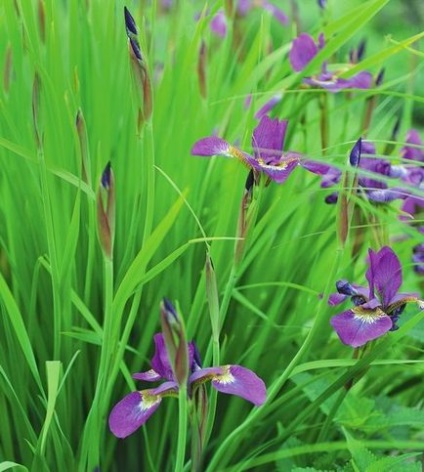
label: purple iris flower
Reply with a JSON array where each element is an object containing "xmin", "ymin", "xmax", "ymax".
[
  {"xmin": 413, "ymin": 242, "xmax": 424, "ymax": 274},
  {"xmin": 289, "ymin": 33, "xmax": 373, "ymax": 93},
  {"xmin": 109, "ymin": 333, "xmax": 266, "ymax": 438},
  {"xmin": 402, "ymin": 129, "xmax": 424, "ymax": 162},
  {"xmin": 191, "ymin": 116, "xmax": 303, "ymax": 184},
  {"xmin": 329, "ymin": 246, "xmax": 419, "ymax": 348},
  {"xmin": 210, "ymin": 1, "xmax": 287, "ymax": 37},
  {"xmin": 306, "ymin": 139, "xmax": 405, "ymax": 203}
]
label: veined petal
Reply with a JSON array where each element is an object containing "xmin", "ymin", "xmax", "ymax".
[
  {"xmin": 369, "ymin": 247, "xmax": 403, "ymax": 306},
  {"xmin": 328, "ymin": 293, "xmax": 348, "ymax": 306},
  {"xmin": 191, "ymin": 137, "xmax": 233, "ymax": 157},
  {"xmin": 109, "ymin": 391, "xmax": 162, "ymax": 438},
  {"xmin": 330, "ymin": 308, "xmax": 392, "ymax": 348},
  {"xmin": 252, "ymin": 116, "xmax": 287, "ymax": 163},
  {"xmin": 211, "ymin": 365, "xmax": 266, "ymax": 405},
  {"xmin": 151, "ymin": 333, "xmax": 174, "ymax": 381},
  {"xmin": 289, "ymin": 33, "xmax": 318, "ymax": 72}
]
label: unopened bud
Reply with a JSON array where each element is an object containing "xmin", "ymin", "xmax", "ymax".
[
  {"xmin": 160, "ymin": 298, "xmax": 189, "ymax": 386},
  {"xmin": 96, "ymin": 162, "xmax": 115, "ymax": 259}
]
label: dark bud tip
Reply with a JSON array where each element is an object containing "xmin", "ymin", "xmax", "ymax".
[
  {"xmin": 391, "ymin": 115, "xmax": 401, "ymax": 140},
  {"xmin": 129, "ymin": 37, "xmax": 143, "ymax": 61},
  {"xmin": 325, "ymin": 192, "xmax": 339, "ymax": 204},
  {"xmin": 349, "ymin": 137, "xmax": 362, "ymax": 167},
  {"xmin": 375, "ymin": 68, "xmax": 385, "ymax": 86},
  {"xmin": 336, "ymin": 280, "xmax": 357, "ymax": 296},
  {"xmin": 318, "ymin": 0, "xmax": 326, "ymax": 8},
  {"xmin": 124, "ymin": 6, "xmax": 138, "ymax": 37},
  {"xmin": 357, "ymin": 39, "xmax": 366, "ymax": 62},
  {"xmin": 245, "ymin": 169, "xmax": 255, "ymax": 192},
  {"xmin": 162, "ymin": 298, "xmax": 179, "ymax": 322},
  {"xmin": 101, "ymin": 162, "xmax": 112, "ymax": 189}
]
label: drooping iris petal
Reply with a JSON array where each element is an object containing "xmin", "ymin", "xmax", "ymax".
[
  {"xmin": 254, "ymin": 93, "xmax": 283, "ymax": 120},
  {"xmin": 344, "ymin": 71, "xmax": 373, "ymax": 89},
  {"xmin": 402, "ymin": 129, "xmax": 424, "ymax": 162},
  {"xmin": 289, "ymin": 33, "xmax": 318, "ymax": 72},
  {"xmin": 109, "ymin": 391, "xmax": 162, "ymax": 438},
  {"xmin": 191, "ymin": 136, "xmax": 233, "ymax": 158},
  {"xmin": 252, "ymin": 115, "xmax": 287, "ymax": 163},
  {"xmin": 211, "ymin": 365, "xmax": 266, "ymax": 405},
  {"xmin": 330, "ymin": 309, "xmax": 393, "ymax": 348},
  {"xmin": 190, "ymin": 365, "xmax": 266, "ymax": 405},
  {"xmin": 262, "ymin": 2, "xmax": 288, "ymax": 25}
]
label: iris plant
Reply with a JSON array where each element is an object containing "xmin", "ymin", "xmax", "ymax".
[
  {"xmin": 109, "ymin": 302, "xmax": 266, "ymax": 438},
  {"xmin": 289, "ymin": 33, "xmax": 372, "ymax": 92},
  {"xmin": 329, "ymin": 246, "xmax": 420, "ymax": 348},
  {"xmin": 308, "ymin": 139, "xmax": 406, "ymax": 204},
  {"xmin": 191, "ymin": 115, "xmax": 304, "ymax": 184}
]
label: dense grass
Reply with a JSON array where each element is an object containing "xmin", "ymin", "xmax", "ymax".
[{"xmin": 1, "ymin": 0, "xmax": 424, "ymax": 470}]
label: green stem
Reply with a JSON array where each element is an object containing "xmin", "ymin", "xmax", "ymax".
[
  {"xmin": 176, "ymin": 384, "xmax": 188, "ymax": 471},
  {"xmin": 205, "ymin": 249, "xmax": 343, "ymax": 472}
]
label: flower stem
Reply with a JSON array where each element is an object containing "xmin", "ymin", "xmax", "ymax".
[{"xmin": 176, "ymin": 384, "xmax": 188, "ymax": 471}]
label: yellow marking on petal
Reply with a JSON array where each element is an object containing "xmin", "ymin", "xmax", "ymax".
[
  {"xmin": 214, "ymin": 365, "xmax": 235, "ymax": 385},
  {"xmin": 229, "ymin": 145, "xmax": 250, "ymax": 167},
  {"xmin": 138, "ymin": 391, "xmax": 161, "ymax": 411},
  {"xmin": 352, "ymin": 307, "xmax": 386, "ymax": 324}
]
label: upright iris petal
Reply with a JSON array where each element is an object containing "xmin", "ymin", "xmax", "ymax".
[{"xmin": 289, "ymin": 33, "xmax": 318, "ymax": 72}]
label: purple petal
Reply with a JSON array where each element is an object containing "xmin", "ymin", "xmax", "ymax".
[
  {"xmin": 330, "ymin": 309, "xmax": 393, "ymax": 348},
  {"xmin": 191, "ymin": 137, "xmax": 232, "ymax": 157},
  {"xmin": 252, "ymin": 116, "xmax": 287, "ymax": 163},
  {"xmin": 254, "ymin": 94, "xmax": 283, "ymax": 120},
  {"xmin": 237, "ymin": 0, "xmax": 252, "ymax": 16},
  {"xmin": 109, "ymin": 391, "xmax": 162, "ymax": 438},
  {"xmin": 289, "ymin": 33, "xmax": 318, "ymax": 72},
  {"xmin": 133, "ymin": 369, "xmax": 162, "ymax": 382},
  {"xmin": 350, "ymin": 138, "xmax": 362, "ymax": 167},
  {"xmin": 345, "ymin": 71, "xmax": 373, "ymax": 89},
  {"xmin": 246, "ymin": 154, "xmax": 299, "ymax": 184},
  {"xmin": 328, "ymin": 293, "xmax": 348, "ymax": 306},
  {"xmin": 366, "ymin": 188, "xmax": 405, "ymax": 203},
  {"xmin": 262, "ymin": 2, "xmax": 288, "ymax": 25},
  {"xmin": 367, "ymin": 247, "xmax": 402, "ymax": 306},
  {"xmin": 301, "ymin": 160, "xmax": 341, "ymax": 188},
  {"xmin": 151, "ymin": 333, "xmax": 174, "ymax": 381},
  {"xmin": 190, "ymin": 365, "xmax": 266, "ymax": 405},
  {"xmin": 402, "ymin": 129, "xmax": 424, "ymax": 162},
  {"xmin": 149, "ymin": 381, "xmax": 179, "ymax": 396},
  {"xmin": 210, "ymin": 11, "xmax": 227, "ymax": 38}
]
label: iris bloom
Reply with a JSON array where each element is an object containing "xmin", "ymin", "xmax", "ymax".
[
  {"xmin": 329, "ymin": 246, "xmax": 419, "ymax": 348},
  {"xmin": 307, "ymin": 139, "xmax": 406, "ymax": 204},
  {"xmin": 210, "ymin": 0, "xmax": 288, "ymax": 37},
  {"xmin": 191, "ymin": 116, "xmax": 304, "ymax": 184},
  {"xmin": 289, "ymin": 33, "xmax": 372, "ymax": 92},
  {"xmin": 109, "ymin": 333, "xmax": 266, "ymax": 438}
]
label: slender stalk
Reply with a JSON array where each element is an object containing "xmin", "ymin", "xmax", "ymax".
[{"xmin": 175, "ymin": 384, "xmax": 188, "ymax": 472}]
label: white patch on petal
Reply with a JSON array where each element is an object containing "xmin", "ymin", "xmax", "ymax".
[
  {"xmin": 214, "ymin": 366, "xmax": 235, "ymax": 385},
  {"xmin": 352, "ymin": 307, "xmax": 386, "ymax": 324},
  {"xmin": 140, "ymin": 392, "xmax": 161, "ymax": 411},
  {"xmin": 418, "ymin": 300, "xmax": 424, "ymax": 310}
]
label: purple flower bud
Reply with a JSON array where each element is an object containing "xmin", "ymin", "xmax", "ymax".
[
  {"xmin": 349, "ymin": 138, "xmax": 362, "ymax": 167},
  {"xmin": 124, "ymin": 6, "xmax": 138, "ymax": 38},
  {"xmin": 318, "ymin": 0, "xmax": 326, "ymax": 8},
  {"xmin": 97, "ymin": 162, "xmax": 115, "ymax": 259},
  {"xmin": 375, "ymin": 68, "xmax": 385, "ymax": 86},
  {"xmin": 129, "ymin": 37, "xmax": 142, "ymax": 62}
]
